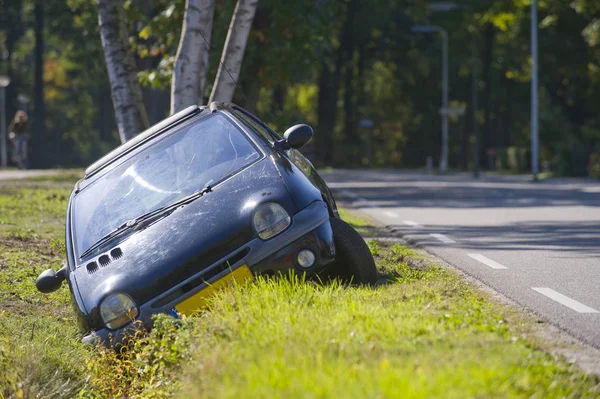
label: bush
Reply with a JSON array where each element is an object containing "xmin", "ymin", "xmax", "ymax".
[
  {"xmin": 79, "ymin": 315, "xmax": 194, "ymax": 399},
  {"xmin": 496, "ymin": 146, "xmax": 529, "ymax": 172},
  {"xmin": 588, "ymin": 152, "xmax": 600, "ymax": 178}
]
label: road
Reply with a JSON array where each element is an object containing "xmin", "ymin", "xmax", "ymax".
[
  {"xmin": 321, "ymin": 169, "xmax": 600, "ymax": 348},
  {"xmin": 0, "ymin": 169, "xmax": 59, "ymax": 180}
]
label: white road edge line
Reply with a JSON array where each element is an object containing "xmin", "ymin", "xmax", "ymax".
[
  {"xmin": 429, "ymin": 233, "xmax": 456, "ymax": 244},
  {"xmin": 403, "ymin": 220, "xmax": 422, "ymax": 227},
  {"xmin": 532, "ymin": 287, "xmax": 599, "ymax": 314},
  {"xmin": 467, "ymin": 254, "xmax": 508, "ymax": 270},
  {"xmin": 337, "ymin": 189, "xmax": 375, "ymax": 208},
  {"xmin": 383, "ymin": 211, "xmax": 398, "ymax": 218},
  {"xmin": 338, "ymin": 189, "xmax": 360, "ymax": 200}
]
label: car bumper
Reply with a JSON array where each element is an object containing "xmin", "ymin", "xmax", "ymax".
[{"xmin": 82, "ymin": 200, "xmax": 335, "ymax": 346}]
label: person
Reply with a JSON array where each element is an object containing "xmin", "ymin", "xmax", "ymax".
[{"xmin": 7, "ymin": 110, "xmax": 29, "ymax": 169}]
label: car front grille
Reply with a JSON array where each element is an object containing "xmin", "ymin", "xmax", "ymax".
[{"xmin": 150, "ymin": 247, "xmax": 250, "ymax": 309}]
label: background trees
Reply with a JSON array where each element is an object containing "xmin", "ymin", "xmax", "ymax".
[
  {"xmin": 170, "ymin": 0, "xmax": 215, "ymax": 114},
  {"xmin": 2, "ymin": 0, "xmax": 600, "ymax": 176},
  {"xmin": 97, "ymin": 0, "xmax": 150, "ymax": 142}
]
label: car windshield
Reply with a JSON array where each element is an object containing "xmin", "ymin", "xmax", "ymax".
[{"xmin": 72, "ymin": 113, "xmax": 261, "ymax": 258}]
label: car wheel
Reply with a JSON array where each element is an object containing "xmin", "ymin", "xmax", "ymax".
[{"xmin": 329, "ymin": 218, "xmax": 377, "ymax": 285}]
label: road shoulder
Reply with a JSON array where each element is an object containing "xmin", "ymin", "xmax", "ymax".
[{"xmin": 340, "ymin": 201, "xmax": 600, "ymax": 377}]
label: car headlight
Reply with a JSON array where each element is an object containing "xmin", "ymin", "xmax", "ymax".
[
  {"xmin": 99, "ymin": 293, "xmax": 139, "ymax": 330},
  {"xmin": 253, "ymin": 203, "xmax": 291, "ymax": 240}
]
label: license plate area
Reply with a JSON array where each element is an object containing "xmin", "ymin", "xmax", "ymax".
[{"xmin": 174, "ymin": 264, "xmax": 253, "ymax": 316}]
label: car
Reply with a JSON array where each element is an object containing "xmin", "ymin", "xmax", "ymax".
[{"xmin": 35, "ymin": 102, "xmax": 377, "ymax": 346}]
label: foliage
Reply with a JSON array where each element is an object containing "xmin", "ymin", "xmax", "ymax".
[
  {"xmin": 3, "ymin": 0, "xmax": 600, "ymax": 170},
  {"xmin": 78, "ymin": 315, "xmax": 195, "ymax": 398}
]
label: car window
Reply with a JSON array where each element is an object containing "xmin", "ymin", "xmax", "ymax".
[
  {"xmin": 72, "ymin": 113, "xmax": 261, "ymax": 259},
  {"xmin": 231, "ymin": 108, "xmax": 281, "ymax": 144}
]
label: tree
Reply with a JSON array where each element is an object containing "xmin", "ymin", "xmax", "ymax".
[
  {"xmin": 32, "ymin": 0, "xmax": 45, "ymax": 167},
  {"xmin": 209, "ymin": 0, "xmax": 258, "ymax": 103},
  {"xmin": 97, "ymin": 0, "xmax": 149, "ymax": 143},
  {"xmin": 170, "ymin": 0, "xmax": 215, "ymax": 114}
]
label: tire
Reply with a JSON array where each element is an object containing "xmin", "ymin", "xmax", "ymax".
[{"xmin": 329, "ymin": 218, "xmax": 377, "ymax": 285}]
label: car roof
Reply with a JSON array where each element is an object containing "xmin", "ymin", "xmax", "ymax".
[{"xmin": 81, "ymin": 102, "xmax": 260, "ymax": 186}]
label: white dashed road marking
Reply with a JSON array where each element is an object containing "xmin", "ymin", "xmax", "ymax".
[
  {"xmin": 532, "ymin": 288, "xmax": 599, "ymax": 313},
  {"xmin": 383, "ymin": 211, "xmax": 398, "ymax": 218},
  {"xmin": 337, "ymin": 189, "xmax": 375, "ymax": 207},
  {"xmin": 339, "ymin": 189, "xmax": 361, "ymax": 200},
  {"xmin": 403, "ymin": 220, "xmax": 422, "ymax": 227},
  {"xmin": 429, "ymin": 233, "xmax": 456, "ymax": 244},
  {"xmin": 467, "ymin": 254, "xmax": 509, "ymax": 270}
]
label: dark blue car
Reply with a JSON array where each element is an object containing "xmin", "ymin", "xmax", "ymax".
[{"xmin": 36, "ymin": 102, "xmax": 376, "ymax": 346}]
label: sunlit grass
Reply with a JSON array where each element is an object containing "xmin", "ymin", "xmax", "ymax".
[
  {"xmin": 178, "ymin": 254, "xmax": 600, "ymax": 398},
  {"xmin": 1, "ymin": 173, "xmax": 599, "ymax": 398},
  {"xmin": 338, "ymin": 208, "xmax": 374, "ymax": 235}
]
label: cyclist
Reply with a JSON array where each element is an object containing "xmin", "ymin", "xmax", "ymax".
[{"xmin": 8, "ymin": 110, "xmax": 29, "ymax": 169}]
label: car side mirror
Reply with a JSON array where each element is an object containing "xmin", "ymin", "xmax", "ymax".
[
  {"xmin": 283, "ymin": 124, "xmax": 313, "ymax": 149},
  {"xmin": 36, "ymin": 266, "xmax": 67, "ymax": 293}
]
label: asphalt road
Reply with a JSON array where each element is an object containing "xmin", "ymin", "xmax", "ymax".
[
  {"xmin": 0, "ymin": 169, "xmax": 59, "ymax": 180},
  {"xmin": 321, "ymin": 169, "xmax": 600, "ymax": 348}
]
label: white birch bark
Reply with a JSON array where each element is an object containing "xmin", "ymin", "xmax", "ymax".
[
  {"xmin": 209, "ymin": 0, "xmax": 259, "ymax": 103},
  {"xmin": 171, "ymin": 0, "xmax": 215, "ymax": 114},
  {"xmin": 97, "ymin": 0, "xmax": 149, "ymax": 143}
]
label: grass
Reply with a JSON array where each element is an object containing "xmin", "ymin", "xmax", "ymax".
[
  {"xmin": 0, "ymin": 172, "xmax": 599, "ymax": 398},
  {"xmin": 0, "ymin": 179, "xmax": 89, "ymax": 399},
  {"xmin": 177, "ymin": 245, "xmax": 599, "ymax": 398},
  {"xmin": 20, "ymin": 169, "xmax": 85, "ymax": 184}
]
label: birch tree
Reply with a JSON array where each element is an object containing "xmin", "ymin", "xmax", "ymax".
[
  {"xmin": 171, "ymin": 0, "xmax": 215, "ymax": 114},
  {"xmin": 209, "ymin": 0, "xmax": 259, "ymax": 103},
  {"xmin": 97, "ymin": 0, "xmax": 149, "ymax": 143}
]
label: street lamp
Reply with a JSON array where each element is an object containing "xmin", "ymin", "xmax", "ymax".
[
  {"xmin": 411, "ymin": 25, "xmax": 449, "ymax": 173},
  {"xmin": 18, "ymin": 93, "xmax": 31, "ymax": 114},
  {"xmin": 531, "ymin": 0, "xmax": 539, "ymax": 180},
  {"xmin": 0, "ymin": 75, "xmax": 11, "ymax": 168},
  {"xmin": 428, "ymin": 2, "xmax": 480, "ymax": 178}
]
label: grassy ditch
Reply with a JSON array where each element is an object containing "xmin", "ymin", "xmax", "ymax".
[{"xmin": 0, "ymin": 172, "xmax": 599, "ymax": 398}]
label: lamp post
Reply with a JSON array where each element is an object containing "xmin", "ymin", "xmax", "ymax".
[
  {"xmin": 531, "ymin": 0, "xmax": 539, "ymax": 181},
  {"xmin": 412, "ymin": 25, "xmax": 449, "ymax": 173},
  {"xmin": 18, "ymin": 94, "xmax": 30, "ymax": 114},
  {"xmin": 428, "ymin": 2, "xmax": 482, "ymax": 178},
  {"xmin": 0, "ymin": 75, "xmax": 10, "ymax": 168}
]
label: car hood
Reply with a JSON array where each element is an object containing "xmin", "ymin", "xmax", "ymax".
[{"xmin": 72, "ymin": 156, "xmax": 295, "ymax": 326}]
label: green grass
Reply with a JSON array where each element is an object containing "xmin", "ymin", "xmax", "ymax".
[
  {"xmin": 0, "ymin": 178, "xmax": 89, "ymax": 399},
  {"xmin": 338, "ymin": 208, "xmax": 375, "ymax": 236},
  {"xmin": 176, "ymin": 245, "xmax": 599, "ymax": 398},
  {"xmin": 20, "ymin": 169, "xmax": 84, "ymax": 184},
  {"xmin": 0, "ymin": 172, "xmax": 599, "ymax": 398}
]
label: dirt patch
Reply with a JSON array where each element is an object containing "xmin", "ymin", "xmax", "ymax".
[{"xmin": 1, "ymin": 235, "xmax": 60, "ymax": 257}]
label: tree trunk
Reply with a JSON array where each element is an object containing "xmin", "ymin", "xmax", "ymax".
[
  {"xmin": 97, "ymin": 0, "xmax": 149, "ymax": 143},
  {"xmin": 481, "ymin": 23, "xmax": 495, "ymax": 168},
  {"xmin": 33, "ymin": 0, "xmax": 45, "ymax": 167},
  {"xmin": 171, "ymin": 0, "xmax": 215, "ymax": 114},
  {"xmin": 316, "ymin": 59, "xmax": 335, "ymax": 164},
  {"xmin": 235, "ymin": 4, "xmax": 270, "ymax": 111},
  {"xmin": 3, "ymin": 0, "xmax": 23, "ymax": 133},
  {"xmin": 209, "ymin": 0, "xmax": 259, "ymax": 103},
  {"xmin": 339, "ymin": 2, "xmax": 358, "ymax": 159},
  {"xmin": 316, "ymin": 6, "xmax": 352, "ymax": 164}
]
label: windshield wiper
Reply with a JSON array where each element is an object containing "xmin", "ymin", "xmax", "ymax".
[{"xmin": 79, "ymin": 185, "xmax": 213, "ymax": 259}]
